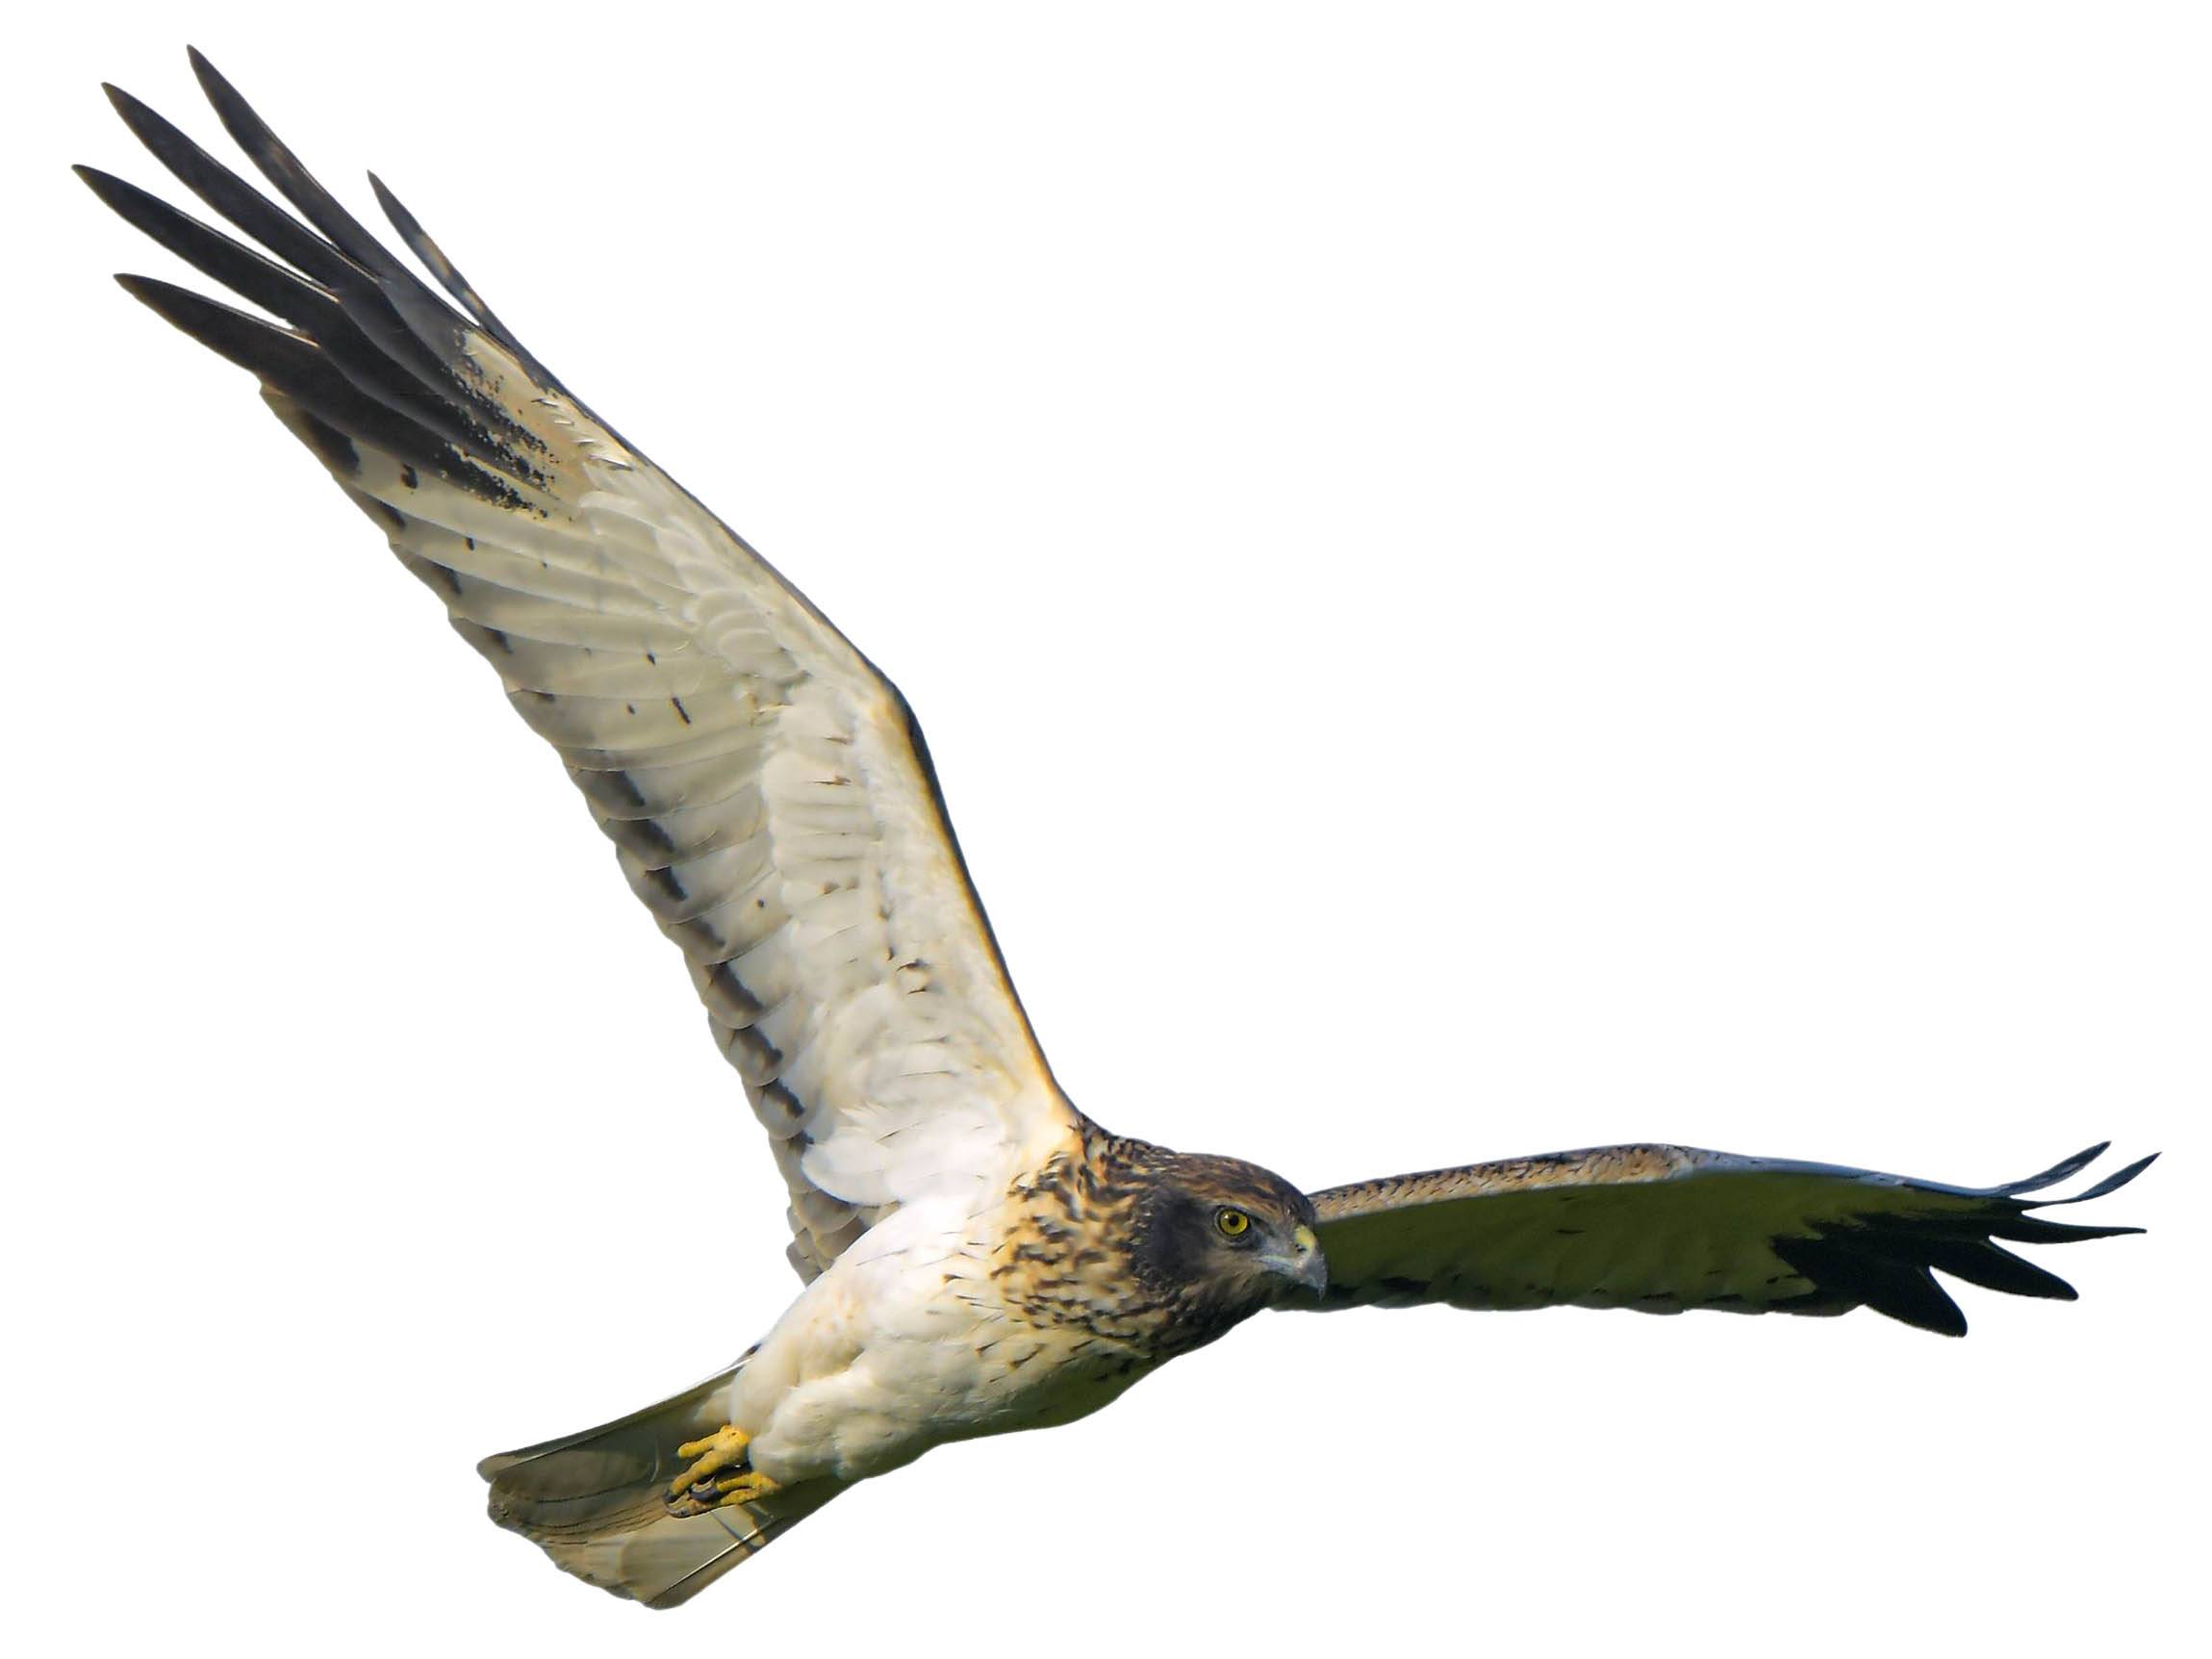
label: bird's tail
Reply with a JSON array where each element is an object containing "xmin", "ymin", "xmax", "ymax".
[{"xmin": 479, "ymin": 1360, "xmax": 840, "ymax": 1608}]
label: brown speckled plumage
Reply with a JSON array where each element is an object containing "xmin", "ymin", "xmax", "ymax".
[{"xmin": 990, "ymin": 1125, "xmax": 1320, "ymax": 1364}]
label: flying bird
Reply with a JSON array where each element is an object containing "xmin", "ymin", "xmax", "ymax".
[{"xmin": 80, "ymin": 50, "xmax": 2154, "ymax": 1610}]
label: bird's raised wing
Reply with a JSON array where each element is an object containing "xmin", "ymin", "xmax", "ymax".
[
  {"xmin": 81, "ymin": 51, "xmax": 1081, "ymax": 1278},
  {"xmin": 1303, "ymin": 1141, "xmax": 2152, "ymax": 1334}
]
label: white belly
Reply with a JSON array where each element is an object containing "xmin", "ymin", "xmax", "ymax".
[{"xmin": 727, "ymin": 1199, "xmax": 1152, "ymax": 1484}]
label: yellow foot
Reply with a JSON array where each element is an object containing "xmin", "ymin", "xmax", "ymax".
[{"xmin": 665, "ymin": 1424, "xmax": 782, "ymax": 1516}]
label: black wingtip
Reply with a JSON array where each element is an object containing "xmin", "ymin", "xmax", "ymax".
[
  {"xmin": 1918, "ymin": 1236, "xmax": 2083, "ymax": 1302},
  {"xmin": 365, "ymin": 170, "xmax": 445, "ymax": 276},
  {"xmin": 185, "ymin": 50, "xmax": 257, "ymax": 155},
  {"xmin": 364, "ymin": 167, "xmax": 549, "ymax": 380},
  {"xmin": 2074, "ymin": 1151, "xmax": 2158, "ymax": 1204},
  {"xmin": 112, "ymin": 270, "xmax": 217, "ymax": 335},
  {"xmin": 1909, "ymin": 1286, "xmax": 1970, "ymax": 1339},
  {"xmin": 1775, "ymin": 1229, "xmax": 1974, "ymax": 1336},
  {"xmin": 188, "ymin": 48, "xmax": 264, "ymax": 156},
  {"xmin": 1989, "ymin": 1141, "xmax": 2110, "ymax": 1197},
  {"xmin": 113, "ymin": 271, "xmax": 195, "ymax": 334},
  {"xmin": 76, "ymin": 164, "xmax": 148, "ymax": 216},
  {"xmin": 102, "ymin": 81, "xmax": 158, "ymax": 130},
  {"xmin": 2038, "ymin": 1149, "xmax": 2159, "ymax": 1209},
  {"xmin": 77, "ymin": 166, "xmax": 145, "ymax": 226}
]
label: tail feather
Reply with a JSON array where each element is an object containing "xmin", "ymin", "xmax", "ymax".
[{"xmin": 480, "ymin": 1361, "xmax": 839, "ymax": 1608}]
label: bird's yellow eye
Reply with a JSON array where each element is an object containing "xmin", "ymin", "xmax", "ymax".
[{"xmin": 1215, "ymin": 1208, "xmax": 1252, "ymax": 1238}]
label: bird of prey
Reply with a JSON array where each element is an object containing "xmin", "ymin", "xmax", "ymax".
[{"xmin": 80, "ymin": 50, "xmax": 2154, "ymax": 1611}]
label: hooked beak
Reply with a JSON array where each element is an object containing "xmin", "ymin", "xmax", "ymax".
[{"xmin": 1274, "ymin": 1223, "xmax": 1328, "ymax": 1296}]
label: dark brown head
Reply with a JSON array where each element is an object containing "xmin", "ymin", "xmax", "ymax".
[{"xmin": 1127, "ymin": 1149, "xmax": 1327, "ymax": 1349}]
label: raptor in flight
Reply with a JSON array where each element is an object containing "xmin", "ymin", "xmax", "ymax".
[{"xmin": 81, "ymin": 50, "xmax": 2153, "ymax": 1610}]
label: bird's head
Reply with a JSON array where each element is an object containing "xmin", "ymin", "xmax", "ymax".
[{"xmin": 1130, "ymin": 1151, "xmax": 1328, "ymax": 1335}]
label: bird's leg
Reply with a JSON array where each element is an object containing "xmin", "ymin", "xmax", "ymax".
[{"xmin": 666, "ymin": 1423, "xmax": 782, "ymax": 1516}]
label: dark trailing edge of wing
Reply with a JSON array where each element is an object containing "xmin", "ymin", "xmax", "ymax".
[{"xmin": 79, "ymin": 48, "xmax": 556, "ymax": 512}]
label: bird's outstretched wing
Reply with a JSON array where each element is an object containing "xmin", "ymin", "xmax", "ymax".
[
  {"xmin": 1302, "ymin": 1141, "xmax": 2153, "ymax": 1334},
  {"xmin": 80, "ymin": 51, "xmax": 1081, "ymax": 1278}
]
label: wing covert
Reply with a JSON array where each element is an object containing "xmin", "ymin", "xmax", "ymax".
[
  {"xmin": 1303, "ymin": 1141, "xmax": 2154, "ymax": 1334},
  {"xmin": 83, "ymin": 52, "xmax": 1081, "ymax": 1278}
]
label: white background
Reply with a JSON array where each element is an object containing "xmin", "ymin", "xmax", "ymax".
[{"xmin": 6, "ymin": 4, "xmax": 2203, "ymax": 1654}]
